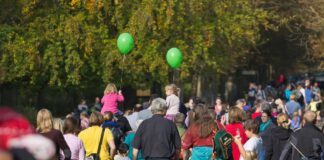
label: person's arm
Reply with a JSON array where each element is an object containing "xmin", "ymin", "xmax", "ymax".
[
  {"xmin": 298, "ymin": 108, "xmax": 302, "ymax": 117},
  {"xmin": 79, "ymin": 140, "xmax": 85, "ymax": 160},
  {"xmin": 108, "ymin": 139, "xmax": 116, "ymax": 160},
  {"xmin": 173, "ymin": 124, "xmax": 181, "ymax": 160},
  {"xmin": 181, "ymin": 127, "xmax": 193, "ymax": 160},
  {"xmin": 132, "ymin": 148, "xmax": 139, "ymax": 160},
  {"xmin": 132, "ymin": 123, "xmax": 144, "ymax": 159},
  {"xmin": 56, "ymin": 131, "xmax": 71, "ymax": 160},
  {"xmin": 234, "ymin": 136, "xmax": 248, "ymax": 159},
  {"xmin": 117, "ymin": 91, "xmax": 124, "ymax": 102}
]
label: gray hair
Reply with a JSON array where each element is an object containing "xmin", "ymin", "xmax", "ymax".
[{"xmin": 150, "ymin": 98, "xmax": 168, "ymax": 114}]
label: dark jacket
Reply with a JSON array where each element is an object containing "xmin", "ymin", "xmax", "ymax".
[
  {"xmin": 264, "ymin": 126, "xmax": 292, "ymax": 160},
  {"xmin": 280, "ymin": 124, "xmax": 324, "ymax": 160}
]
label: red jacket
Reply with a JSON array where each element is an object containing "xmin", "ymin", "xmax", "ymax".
[
  {"xmin": 252, "ymin": 112, "xmax": 262, "ymax": 120},
  {"xmin": 182, "ymin": 124, "xmax": 215, "ymax": 150},
  {"xmin": 225, "ymin": 123, "xmax": 248, "ymax": 160}
]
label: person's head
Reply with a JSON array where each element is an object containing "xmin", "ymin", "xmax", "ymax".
[
  {"xmin": 244, "ymin": 119, "xmax": 259, "ymax": 138},
  {"xmin": 36, "ymin": 109, "xmax": 53, "ymax": 133},
  {"xmin": 89, "ymin": 111, "xmax": 104, "ymax": 126},
  {"xmin": 236, "ymin": 99, "xmax": 246, "ymax": 109},
  {"xmin": 314, "ymin": 82, "xmax": 319, "ymax": 87},
  {"xmin": 229, "ymin": 107, "xmax": 245, "ymax": 124},
  {"xmin": 165, "ymin": 84, "xmax": 178, "ymax": 96},
  {"xmin": 174, "ymin": 113, "xmax": 185, "ymax": 124},
  {"xmin": 195, "ymin": 110, "xmax": 216, "ymax": 138},
  {"xmin": 289, "ymin": 94, "xmax": 296, "ymax": 101},
  {"xmin": 261, "ymin": 111, "xmax": 271, "ymax": 123},
  {"xmin": 103, "ymin": 111, "xmax": 114, "ymax": 122},
  {"xmin": 188, "ymin": 104, "xmax": 207, "ymax": 126},
  {"xmin": 53, "ymin": 118, "xmax": 63, "ymax": 133},
  {"xmin": 134, "ymin": 104, "xmax": 143, "ymax": 112},
  {"xmin": 303, "ymin": 111, "xmax": 317, "ymax": 125},
  {"xmin": 286, "ymin": 83, "xmax": 292, "ymax": 90},
  {"xmin": 277, "ymin": 113, "xmax": 290, "ymax": 129},
  {"xmin": 275, "ymin": 98, "xmax": 283, "ymax": 106},
  {"xmin": 104, "ymin": 83, "xmax": 117, "ymax": 95},
  {"xmin": 150, "ymin": 98, "xmax": 168, "ymax": 115},
  {"xmin": 63, "ymin": 117, "xmax": 80, "ymax": 134},
  {"xmin": 80, "ymin": 111, "xmax": 88, "ymax": 119},
  {"xmin": 117, "ymin": 143, "xmax": 129, "ymax": 155},
  {"xmin": 215, "ymin": 97, "xmax": 222, "ymax": 105},
  {"xmin": 80, "ymin": 99, "xmax": 86, "ymax": 105},
  {"xmin": 95, "ymin": 97, "xmax": 100, "ymax": 103},
  {"xmin": 254, "ymin": 99, "xmax": 263, "ymax": 111}
]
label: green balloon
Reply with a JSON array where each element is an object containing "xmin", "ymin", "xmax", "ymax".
[
  {"xmin": 166, "ymin": 48, "xmax": 182, "ymax": 68},
  {"xmin": 117, "ymin": 33, "xmax": 134, "ymax": 55}
]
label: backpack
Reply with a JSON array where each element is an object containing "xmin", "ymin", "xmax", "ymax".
[{"xmin": 213, "ymin": 130, "xmax": 233, "ymax": 160}]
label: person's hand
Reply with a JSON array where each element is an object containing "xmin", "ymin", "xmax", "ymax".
[
  {"xmin": 118, "ymin": 90, "xmax": 122, "ymax": 94},
  {"xmin": 233, "ymin": 135, "xmax": 242, "ymax": 145},
  {"xmin": 220, "ymin": 115, "xmax": 226, "ymax": 125}
]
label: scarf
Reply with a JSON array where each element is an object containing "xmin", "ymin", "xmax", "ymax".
[{"xmin": 260, "ymin": 119, "xmax": 272, "ymax": 133}]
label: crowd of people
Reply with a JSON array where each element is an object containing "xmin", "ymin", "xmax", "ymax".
[{"xmin": 1, "ymin": 79, "xmax": 324, "ymax": 160}]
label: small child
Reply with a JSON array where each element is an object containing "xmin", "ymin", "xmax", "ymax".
[
  {"xmin": 290, "ymin": 112, "xmax": 300, "ymax": 130},
  {"xmin": 114, "ymin": 143, "xmax": 131, "ymax": 160},
  {"xmin": 165, "ymin": 84, "xmax": 180, "ymax": 121},
  {"xmin": 101, "ymin": 83, "xmax": 124, "ymax": 115},
  {"xmin": 174, "ymin": 113, "xmax": 186, "ymax": 138},
  {"xmin": 271, "ymin": 107, "xmax": 278, "ymax": 118}
]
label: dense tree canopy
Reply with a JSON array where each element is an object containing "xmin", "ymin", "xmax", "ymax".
[{"xmin": 0, "ymin": 0, "xmax": 278, "ymax": 88}]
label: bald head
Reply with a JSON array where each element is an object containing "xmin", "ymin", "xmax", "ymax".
[{"xmin": 303, "ymin": 111, "xmax": 317, "ymax": 124}]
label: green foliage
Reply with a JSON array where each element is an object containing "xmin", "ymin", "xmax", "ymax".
[{"xmin": 0, "ymin": 0, "xmax": 277, "ymax": 88}]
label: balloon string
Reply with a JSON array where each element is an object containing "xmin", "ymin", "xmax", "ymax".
[{"xmin": 120, "ymin": 54, "xmax": 126, "ymax": 90}]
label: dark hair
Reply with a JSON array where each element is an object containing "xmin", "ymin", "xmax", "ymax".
[
  {"xmin": 320, "ymin": 109, "xmax": 324, "ymax": 118},
  {"xmin": 194, "ymin": 110, "xmax": 216, "ymax": 138},
  {"xmin": 244, "ymin": 119, "xmax": 259, "ymax": 134},
  {"xmin": 118, "ymin": 143, "xmax": 129, "ymax": 154},
  {"xmin": 229, "ymin": 107, "xmax": 245, "ymax": 124},
  {"xmin": 63, "ymin": 117, "xmax": 80, "ymax": 134}
]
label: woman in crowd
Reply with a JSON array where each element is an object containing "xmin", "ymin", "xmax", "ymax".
[
  {"xmin": 182, "ymin": 109, "xmax": 216, "ymax": 160},
  {"xmin": 234, "ymin": 119, "xmax": 262, "ymax": 160},
  {"xmin": 259, "ymin": 111, "xmax": 275, "ymax": 133},
  {"xmin": 36, "ymin": 109, "xmax": 71, "ymax": 160},
  {"xmin": 78, "ymin": 111, "xmax": 116, "ymax": 160},
  {"xmin": 61, "ymin": 117, "xmax": 85, "ymax": 160},
  {"xmin": 225, "ymin": 107, "xmax": 248, "ymax": 160}
]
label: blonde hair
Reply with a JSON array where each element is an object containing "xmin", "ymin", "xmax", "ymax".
[
  {"xmin": 165, "ymin": 84, "xmax": 178, "ymax": 96},
  {"xmin": 37, "ymin": 109, "xmax": 53, "ymax": 133},
  {"xmin": 245, "ymin": 151, "xmax": 257, "ymax": 160},
  {"xmin": 53, "ymin": 118, "xmax": 64, "ymax": 133},
  {"xmin": 104, "ymin": 83, "xmax": 117, "ymax": 95},
  {"xmin": 277, "ymin": 113, "xmax": 289, "ymax": 124}
]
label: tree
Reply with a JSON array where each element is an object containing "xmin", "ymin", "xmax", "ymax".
[{"xmin": 0, "ymin": 0, "xmax": 276, "ymax": 94}]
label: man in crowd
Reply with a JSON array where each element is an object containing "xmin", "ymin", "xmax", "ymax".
[
  {"xmin": 286, "ymin": 95, "xmax": 302, "ymax": 118},
  {"xmin": 132, "ymin": 98, "xmax": 181, "ymax": 160},
  {"xmin": 280, "ymin": 111, "xmax": 324, "ymax": 159}
]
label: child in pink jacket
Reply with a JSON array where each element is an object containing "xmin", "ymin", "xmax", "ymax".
[{"xmin": 101, "ymin": 83, "xmax": 124, "ymax": 114}]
